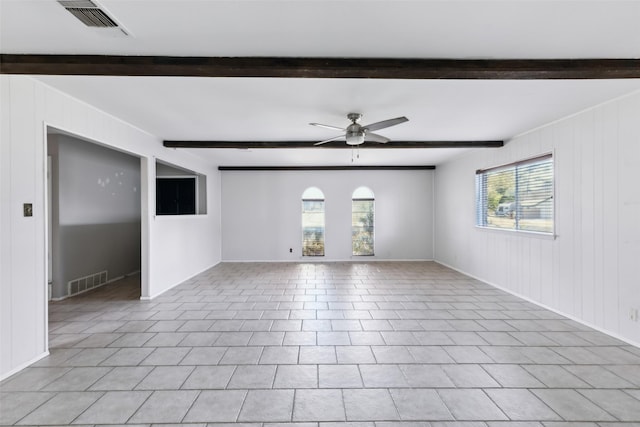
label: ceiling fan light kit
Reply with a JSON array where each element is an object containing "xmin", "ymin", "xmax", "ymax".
[{"xmin": 311, "ymin": 113, "xmax": 409, "ymax": 146}]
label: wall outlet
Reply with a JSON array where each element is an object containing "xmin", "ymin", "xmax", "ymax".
[
  {"xmin": 289, "ymin": 248, "xmax": 293, "ymax": 253},
  {"xmin": 630, "ymin": 308, "xmax": 638, "ymax": 322}
]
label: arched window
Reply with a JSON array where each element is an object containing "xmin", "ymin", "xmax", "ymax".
[
  {"xmin": 302, "ymin": 187, "xmax": 325, "ymax": 256},
  {"xmin": 352, "ymin": 187, "xmax": 374, "ymax": 256}
]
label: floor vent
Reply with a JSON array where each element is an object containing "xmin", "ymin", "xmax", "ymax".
[{"xmin": 67, "ymin": 271, "xmax": 108, "ymax": 297}]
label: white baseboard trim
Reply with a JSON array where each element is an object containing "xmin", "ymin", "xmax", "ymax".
[
  {"xmin": 0, "ymin": 351, "xmax": 50, "ymax": 382},
  {"xmin": 434, "ymin": 260, "xmax": 640, "ymax": 349}
]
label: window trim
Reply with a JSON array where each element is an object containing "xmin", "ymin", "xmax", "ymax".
[{"xmin": 475, "ymin": 152, "xmax": 555, "ymax": 237}]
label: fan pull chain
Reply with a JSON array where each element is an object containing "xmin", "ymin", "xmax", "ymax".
[{"xmin": 350, "ymin": 146, "xmax": 361, "ymax": 163}]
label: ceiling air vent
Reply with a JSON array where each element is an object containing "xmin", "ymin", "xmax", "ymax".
[{"xmin": 58, "ymin": 0, "xmax": 129, "ymax": 35}]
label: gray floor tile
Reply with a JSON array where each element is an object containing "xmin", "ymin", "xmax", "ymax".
[
  {"xmin": 248, "ymin": 331, "xmax": 285, "ymax": 346},
  {"xmin": 442, "ymin": 364, "xmax": 501, "ymax": 388},
  {"xmin": 390, "ymin": 388, "xmax": 453, "ymax": 420},
  {"xmin": 140, "ymin": 347, "xmax": 190, "ymax": 365},
  {"xmin": 274, "ymin": 365, "xmax": 318, "ymax": 388},
  {"xmin": 482, "ymin": 364, "xmax": 546, "ymax": 388},
  {"xmin": 579, "ymin": 389, "xmax": 640, "ymax": 421},
  {"xmin": 179, "ymin": 331, "xmax": 221, "ymax": 346},
  {"xmin": 344, "ymin": 389, "xmax": 399, "ymax": 421},
  {"xmin": 485, "ymin": 389, "xmax": 561, "ymax": 420},
  {"xmin": 294, "ymin": 389, "xmax": 346, "ymax": 421},
  {"xmin": 180, "ymin": 346, "xmax": 227, "ymax": 365},
  {"xmin": 238, "ymin": 389, "xmax": 295, "ymax": 422},
  {"xmin": 89, "ymin": 366, "xmax": 152, "ymax": 390},
  {"xmin": 228, "ymin": 365, "xmax": 276, "ymax": 388},
  {"xmin": 16, "ymin": 391, "xmax": 102, "ymax": 425},
  {"xmin": 371, "ymin": 346, "xmax": 415, "ymax": 363},
  {"xmin": 73, "ymin": 390, "xmax": 151, "ymax": 424},
  {"xmin": 299, "ymin": 346, "xmax": 337, "ymax": 364},
  {"xmin": 360, "ymin": 365, "xmax": 409, "ymax": 387},
  {"xmin": 0, "ymin": 367, "xmax": 70, "ymax": 391},
  {"xmin": 531, "ymin": 389, "xmax": 616, "ymax": 421},
  {"xmin": 438, "ymin": 389, "xmax": 508, "ymax": 421},
  {"xmin": 284, "ymin": 331, "xmax": 317, "ymax": 346},
  {"xmin": 181, "ymin": 365, "xmax": 236, "ymax": 389},
  {"xmin": 522, "ymin": 365, "xmax": 591, "ymax": 388},
  {"xmin": 563, "ymin": 365, "xmax": 635, "ymax": 388},
  {"xmin": 100, "ymin": 347, "xmax": 155, "ymax": 366},
  {"xmin": 318, "ymin": 331, "xmax": 351, "ymax": 345},
  {"xmin": 41, "ymin": 366, "xmax": 111, "ymax": 391},
  {"xmin": 135, "ymin": 365, "xmax": 194, "ymax": 389},
  {"xmin": 319, "ymin": 364, "xmax": 363, "ymax": 388},
  {"xmin": 183, "ymin": 389, "xmax": 247, "ymax": 422},
  {"xmin": 407, "ymin": 345, "xmax": 455, "ymax": 363},
  {"xmin": 336, "ymin": 346, "xmax": 376, "ymax": 364},
  {"xmin": 128, "ymin": 389, "xmax": 199, "ymax": 423},
  {"xmin": 260, "ymin": 346, "xmax": 300, "ymax": 364},
  {"xmin": 60, "ymin": 348, "xmax": 119, "ymax": 366},
  {"xmin": 220, "ymin": 346, "xmax": 263, "ymax": 364},
  {"xmin": 0, "ymin": 391, "xmax": 55, "ymax": 425},
  {"xmin": 399, "ymin": 364, "xmax": 455, "ymax": 387}
]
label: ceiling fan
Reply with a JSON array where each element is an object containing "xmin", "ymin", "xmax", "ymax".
[{"xmin": 310, "ymin": 113, "xmax": 409, "ymax": 146}]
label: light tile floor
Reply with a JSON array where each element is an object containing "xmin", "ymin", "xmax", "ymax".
[{"xmin": 1, "ymin": 262, "xmax": 640, "ymax": 426}]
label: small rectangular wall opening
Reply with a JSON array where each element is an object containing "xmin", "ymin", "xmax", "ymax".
[{"xmin": 156, "ymin": 160, "xmax": 207, "ymax": 215}]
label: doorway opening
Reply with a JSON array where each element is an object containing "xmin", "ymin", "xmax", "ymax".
[{"xmin": 46, "ymin": 127, "xmax": 142, "ymax": 304}]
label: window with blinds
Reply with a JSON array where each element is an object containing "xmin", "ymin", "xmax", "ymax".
[
  {"xmin": 352, "ymin": 186, "xmax": 375, "ymax": 256},
  {"xmin": 302, "ymin": 187, "xmax": 325, "ymax": 256},
  {"xmin": 476, "ymin": 154, "xmax": 554, "ymax": 234}
]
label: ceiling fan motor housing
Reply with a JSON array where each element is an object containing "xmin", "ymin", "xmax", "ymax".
[{"xmin": 346, "ymin": 123, "xmax": 365, "ymax": 145}]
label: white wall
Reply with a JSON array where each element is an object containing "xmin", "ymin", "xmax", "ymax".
[
  {"xmin": 222, "ymin": 169, "xmax": 434, "ymax": 261},
  {"xmin": 434, "ymin": 91, "xmax": 640, "ymax": 345},
  {"xmin": 0, "ymin": 75, "xmax": 221, "ymax": 379}
]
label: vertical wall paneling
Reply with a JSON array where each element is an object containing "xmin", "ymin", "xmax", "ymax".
[
  {"xmin": 601, "ymin": 102, "xmax": 619, "ymax": 334},
  {"xmin": 0, "ymin": 76, "xmax": 222, "ymax": 379},
  {"xmin": 0, "ymin": 77, "xmax": 14, "ymax": 375},
  {"xmin": 617, "ymin": 94, "xmax": 640, "ymax": 340},
  {"xmin": 435, "ymin": 90, "xmax": 640, "ymax": 345}
]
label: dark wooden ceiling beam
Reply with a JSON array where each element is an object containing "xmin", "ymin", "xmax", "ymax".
[
  {"xmin": 2, "ymin": 55, "xmax": 640, "ymax": 79},
  {"xmin": 163, "ymin": 140, "xmax": 504, "ymax": 149}
]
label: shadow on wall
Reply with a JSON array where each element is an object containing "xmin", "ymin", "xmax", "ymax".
[{"xmin": 48, "ymin": 131, "xmax": 141, "ymax": 300}]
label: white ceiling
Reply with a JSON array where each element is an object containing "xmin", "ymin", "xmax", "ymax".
[{"xmin": 2, "ymin": 0, "xmax": 640, "ymax": 166}]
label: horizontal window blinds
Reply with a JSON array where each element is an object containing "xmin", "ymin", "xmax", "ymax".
[{"xmin": 476, "ymin": 154, "xmax": 553, "ymax": 234}]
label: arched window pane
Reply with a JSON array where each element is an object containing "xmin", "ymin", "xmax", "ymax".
[
  {"xmin": 352, "ymin": 187, "xmax": 374, "ymax": 256},
  {"xmin": 302, "ymin": 187, "xmax": 325, "ymax": 256},
  {"xmin": 352, "ymin": 186, "xmax": 374, "ymax": 199},
  {"xmin": 302, "ymin": 186, "xmax": 324, "ymax": 200}
]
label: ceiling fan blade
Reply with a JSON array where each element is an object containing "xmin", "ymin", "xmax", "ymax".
[
  {"xmin": 365, "ymin": 132, "xmax": 390, "ymax": 143},
  {"xmin": 310, "ymin": 123, "xmax": 345, "ymax": 132},
  {"xmin": 314, "ymin": 135, "xmax": 345, "ymax": 146},
  {"xmin": 363, "ymin": 116, "xmax": 409, "ymax": 132}
]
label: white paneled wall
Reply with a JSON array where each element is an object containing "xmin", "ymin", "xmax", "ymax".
[
  {"xmin": 435, "ymin": 91, "xmax": 640, "ymax": 345},
  {"xmin": 0, "ymin": 76, "xmax": 221, "ymax": 379}
]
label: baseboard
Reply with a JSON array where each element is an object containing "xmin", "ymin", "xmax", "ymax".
[
  {"xmin": 434, "ymin": 260, "xmax": 640, "ymax": 349},
  {"xmin": 0, "ymin": 351, "xmax": 49, "ymax": 382}
]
